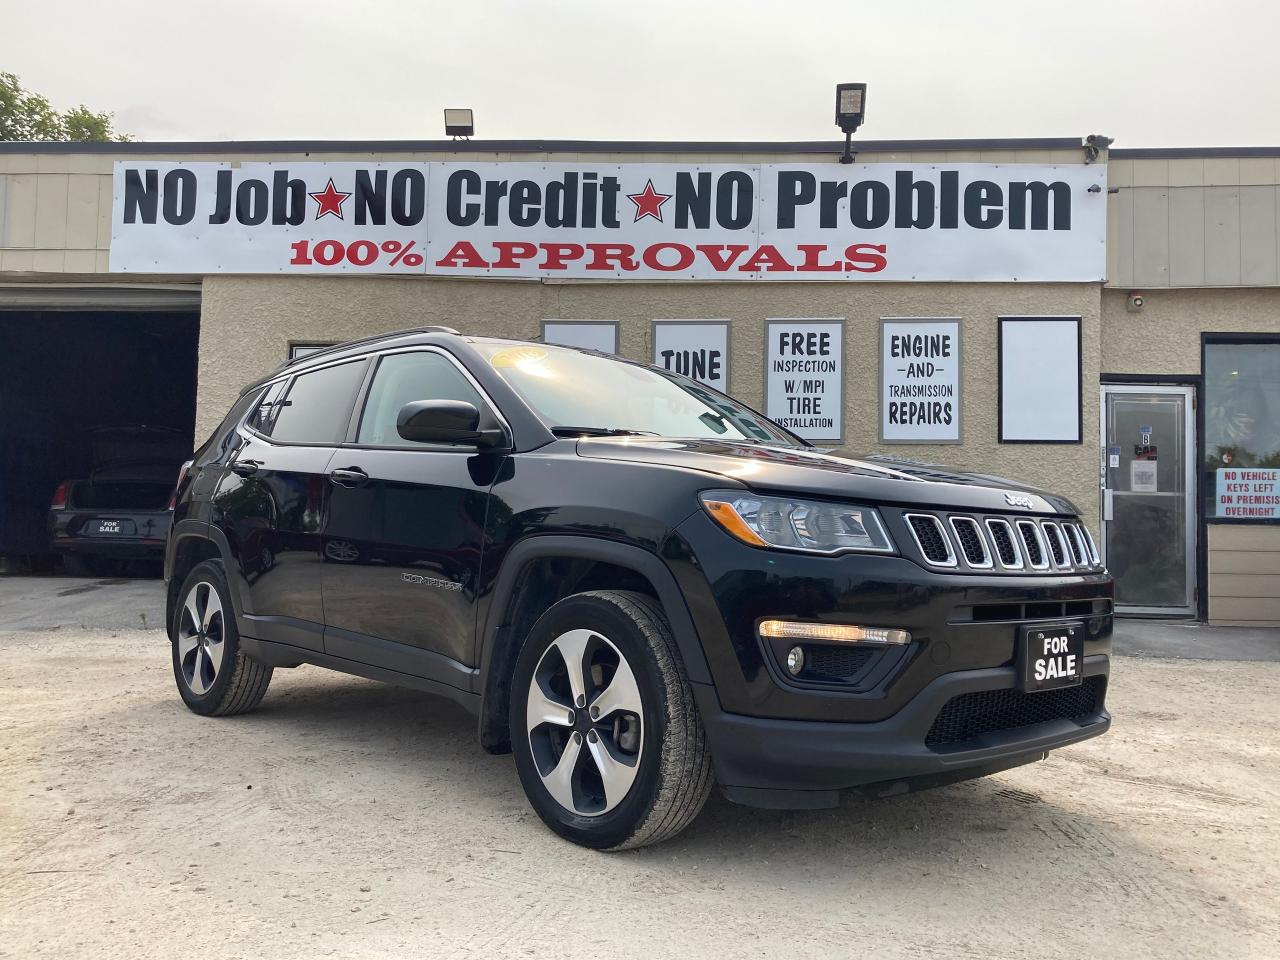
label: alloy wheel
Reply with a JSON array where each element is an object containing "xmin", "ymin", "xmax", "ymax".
[
  {"xmin": 525, "ymin": 628, "xmax": 644, "ymax": 817},
  {"xmin": 176, "ymin": 581, "xmax": 225, "ymax": 696}
]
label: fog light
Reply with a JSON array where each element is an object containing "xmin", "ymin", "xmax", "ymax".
[
  {"xmin": 786, "ymin": 646, "xmax": 806, "ymax": 675},
  {"xmin": 759, "ymin": 619, "xmax": 911, "ymax": 645}
]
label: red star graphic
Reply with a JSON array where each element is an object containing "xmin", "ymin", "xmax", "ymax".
[
  {"xmin": 626, "ymin": 179, "xmax": 671, "ymax": 222},
  {"xmin": 309, "ymin": 178, "xmax": 352, "ymax": 220}
]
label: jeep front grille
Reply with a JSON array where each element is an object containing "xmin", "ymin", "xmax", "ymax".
[
  {"xmin": 985, "ymin": 519, "xmax": 1022, "ymax": 569},
  {"xmin": 905, "ymin": 514, "xmax": 956, "ymax": 566},
  {"xmin": 1016, "ymin": 520, "xmax": 1048, "ymax": 569},
  {"xmin": 898, "ymin": 511, "xmax": 1104, "ymax": 575},
  {"xmin": 949, "ymin": 517, "xmax": 992, "ymax": 568},
  {"xmin": 1041, "ymin": 522, "xmax": 1069, "ymax": 567},
  {"xmin": 1062, "ymin": 522, "xmax": 1089, "ymax": 567}
]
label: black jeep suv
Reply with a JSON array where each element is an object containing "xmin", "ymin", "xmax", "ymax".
[{"xmin": 166, "ymin": 326, "xmax": 1111, "ymax": 849}]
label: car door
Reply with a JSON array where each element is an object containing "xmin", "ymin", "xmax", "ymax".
[
  {"xmin": 210, "ymin": 358, "xmax": 368, "ymax": 653},
  {"xmin": 321, "ymin": 347, "xmax": 505, "ymax": 684}
]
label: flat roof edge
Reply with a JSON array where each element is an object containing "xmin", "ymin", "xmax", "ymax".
[
  {"xmin": 0, "ymin": 136, "xmax": 1082, "ymax": 156},
  {"xmin": 1110, "ymin": 146, "xmax": 1280, "ymax": 159}
]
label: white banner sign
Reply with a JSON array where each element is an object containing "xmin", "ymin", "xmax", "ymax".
[
  {"xmin": 766, "ymin": 320, "xmax": 843, "ymax": 442},
  {"xmin": 1216, "ymin": 468, "xmax": 1280, "ymax": 519},
  {"xmin": 652, "ymin": 321, "xmax": 729, "ymax": 389},
  {"xmin": 110, "ymin": 161, "xmax": 1107, "ymax": 281},
  {"xmin": 881, "ymin": 319, "xmax": 961, "ymax": 442}
]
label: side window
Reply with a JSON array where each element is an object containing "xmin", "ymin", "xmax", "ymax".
[
  {"xmin": 245, "ymin": 380, "xmax": 287, "ymax": 435},
  {"xmin": 269, "ymin": 360, "xmax": 367, "ymax": 444},
  {"xmin": 357, "ymin": 351, "xmax": 485, "ymax": 446}
]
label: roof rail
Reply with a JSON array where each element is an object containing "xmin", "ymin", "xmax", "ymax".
[{"xmin": 277, "ymin": 325, "xmax": 462, "ymax": 370}]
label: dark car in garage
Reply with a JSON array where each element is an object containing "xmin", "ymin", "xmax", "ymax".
[{"xmin": 49, "ymin": 425, "xmax": 188, "ymax": 576}]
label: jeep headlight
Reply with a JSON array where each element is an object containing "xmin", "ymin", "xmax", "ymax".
[{"xmin": 700, "ymin": 490, "xmax": 895, "ymax": 555}]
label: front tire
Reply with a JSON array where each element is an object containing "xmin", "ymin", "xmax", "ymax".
[
  {"xmin": 171, "ymin": 560, "xmax": 273, "ymax": 716},
  {"xmin": 510, "ymin": 590, "xmax": 714, "ymax": 850}
]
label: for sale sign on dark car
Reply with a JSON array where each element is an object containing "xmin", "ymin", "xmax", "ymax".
[{"xmin": 1019, "ymin": 623, "xmax": 1085, "ymax": 692}]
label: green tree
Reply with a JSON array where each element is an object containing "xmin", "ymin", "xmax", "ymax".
[{"xmin": 0, "ymin": 72, "xmax": 131, "ymax": 142}]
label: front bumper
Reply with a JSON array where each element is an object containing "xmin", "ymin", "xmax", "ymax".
[
  {"xmin": 694, "ymin": 655, "xmax": 1110, "ymax": 809},
  {"xmin": 667, "ymin": 510, "xmax": 1113, "ymax": 722}
]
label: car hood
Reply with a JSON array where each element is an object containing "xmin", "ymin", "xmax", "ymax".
[{"xmin": 574, "ymin": 437, "xmax": 1080, "ymax": 515}]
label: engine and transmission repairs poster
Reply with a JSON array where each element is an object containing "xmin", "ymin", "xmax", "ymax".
[
  {"xmin": 765, "ymin": 320, "xmax": 843, "ymax": 441},
  {"xmin": 110, "ymin": 161, "xmax": 1107, "ymax": 281},
  {"xmin": 880, "ymin": 318, "xmax": 961, "ymax": 442}
]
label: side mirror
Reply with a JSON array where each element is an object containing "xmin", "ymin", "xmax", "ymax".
[{"xmin": 396, "ymin": 400, "xmax": 507, "ymax": 449}]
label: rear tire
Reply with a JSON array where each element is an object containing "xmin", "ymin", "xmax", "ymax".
[
  {"xmin": 61, "ymin": 554, "xmax": 95, "ymax": 577},
  {"xmin": 171, "ymin": 560, "xmax": 273, "ymax": 717},
  {"xmin": 510, "ymin": 590, "xmax": 714, "ymax": 850}
]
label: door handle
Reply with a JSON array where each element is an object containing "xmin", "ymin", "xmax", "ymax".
[
  {"xmin": 231, "ymin": 459, "xmax": 262, "ymax": 477},
  {"xmin": 329, "ymin": 467, "xmax": 369, "ymax": 488}
]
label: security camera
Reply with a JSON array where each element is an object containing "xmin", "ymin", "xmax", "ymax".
[
  {"xmin": 1083, "ymin": 133, "xmax": 1114, "ymax": 164},
  {"xmin": 1126, "ymin": 291, "xmax": 1144, "ymax": 312}
]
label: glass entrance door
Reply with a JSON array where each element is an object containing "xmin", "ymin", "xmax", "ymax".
[{"xmin": 1100, "ymin": 385, "xmax": 1197, "ymax": 615}]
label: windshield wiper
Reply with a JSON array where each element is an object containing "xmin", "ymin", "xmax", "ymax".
[{"xmin": 551, "ymin": 426, "xmax": 661, "ymax": 438}]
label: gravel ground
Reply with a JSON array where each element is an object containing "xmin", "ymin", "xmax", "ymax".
[{"xmin": 1, "ymin": 621, "xmax": 1277, "ymax": 959}]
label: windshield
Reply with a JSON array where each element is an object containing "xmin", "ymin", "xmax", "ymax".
[{"xmin": 474, "ymin": 342, "xmax": 802, "ymax": 445}]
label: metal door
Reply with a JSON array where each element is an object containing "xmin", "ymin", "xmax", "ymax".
[{"xmin": 1100, "ymin": 385, "xmax": 1196, "ymax": 615}]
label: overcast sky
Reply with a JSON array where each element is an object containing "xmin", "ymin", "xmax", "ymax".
[{"xmin": 3, "ymin": 0, "xmax": 1277, "ymax": 147}]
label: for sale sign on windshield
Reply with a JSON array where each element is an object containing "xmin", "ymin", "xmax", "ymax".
[{"xmin": 110, "ymin": 161, "xmax": 1106, "ymax": 280}]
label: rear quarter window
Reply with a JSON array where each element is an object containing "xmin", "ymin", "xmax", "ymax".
[
  {"xmin": 268, "ymin": 360, "xmax": 368, "ymax": 444},
  {"xmin": 245, "ymin": 380, "xmax": 287, "ymax": 435}
]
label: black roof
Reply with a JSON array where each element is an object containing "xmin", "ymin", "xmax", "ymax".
[
  {"xmin": 0, "ymin": 136, "xmax": 1083, "ymax": 155},
  {"xmin": 6, "ymin": 137, "xmax": 1279, "ymax": 160}
]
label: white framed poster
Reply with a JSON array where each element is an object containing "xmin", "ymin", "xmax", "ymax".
[
  {"xmin": 998, "ymin": 316, "xmax": 1082, "ymax": 443},
  {"xmin": 880, "ymin": 318, "xmax": 962, "ymax": 443},
  {"xmin": 542, "ymin": 320, "xmax": 618, "ymax": 354},
  {"xmin": 765, "ymin": 319, "xmax": 843, "ymax": 442},
  {"xmin": 651, "ymin": 320, "xmax": 730, "ymax": 390}
]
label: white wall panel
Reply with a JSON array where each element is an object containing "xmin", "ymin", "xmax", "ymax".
[
  {"xmin": 1111, "ymin": 185, "xmax": 1135, "ymax": 287},
  {"xmin": 1, "ymin": 174, "xmax": 37, "ymax": 248},
  {"xmin": 1131, "ymin": 188, "xmax": 1170, "ymax": 286},
  {"xmin": 33, "ymin": 174, "xmax": 68, "ymax": 249},
  {"xmin": 1239, "ymin": 185, "xmax": 1279, "ymax": 286},
  {"xmin": 1203, "ymin": 187, "xmax": 1243, "ymax": 286},
  {"xmin": 65, "ymin": 175, "xmax": 102, "ymax": 251},
  {"xmin": 1168, "ymin": 188, "xmax": 1206, "ymax": 287}
]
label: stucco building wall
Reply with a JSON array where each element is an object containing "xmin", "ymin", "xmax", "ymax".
[
  {"xmin": 198, "ymin": 275, "xmax": 1103, "ymax": 518},
  {"xmin": 1101, "ymin": 287, "xmax": 1280, "ymax": 373}
]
